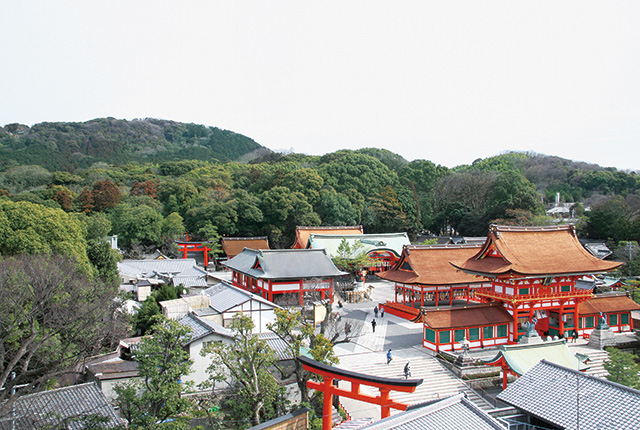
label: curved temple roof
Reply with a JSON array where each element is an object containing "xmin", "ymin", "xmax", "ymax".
[
  {"xmin": 451, "ymin": 225, "xmax": 621, "ymax": 278},
  {"xmin": 378, "ymin": 244, "xmax": 484, "ymax": 286}
]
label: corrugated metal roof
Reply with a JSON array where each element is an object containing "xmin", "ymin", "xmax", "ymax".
[
  {"xmin": 497, "ymin": 360, "xmax": 640, "ymax": 430},
  {"xmin": 0, "ymin": 383, "xmax": 124, "ymax": 430},
  {"xmin": 360, "ymin": 393, "xmax": 506, "ymax": 429},
  {"xmin": 223, "ymin": 248, "xmax": 348, "ymax": 279}
]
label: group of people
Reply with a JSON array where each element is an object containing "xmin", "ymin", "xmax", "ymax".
[{"xmin": 371, "ymin": 305, "xmax": 384, "ymax": 333}]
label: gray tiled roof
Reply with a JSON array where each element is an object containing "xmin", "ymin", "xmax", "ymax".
[
  {"xmin": 259, "ymin": 332, "xmax": 294, "ymax": 361},
  {"xmin": 119, "ymin": 258, "xmax": 200, "ymax": 275},
  {"xmin": 203, "ymin": 281, "xmax": 277, "ymax": 313},
  {"xmin": 0, "ymin": 382, "xmax": 124, "ymax": 430},
  {"xmin": 223, "ymin": 248, "xmax": 347, "ymax": 279},
  {"xmin": 497, "ymin": 359, "xmax": 640, "ymax": 430},
  {"xmin": 359, "ymin": 393, "xmax": 506, "ymax": 430},
  {"xmin": 178, "ymin": 313, "xmax": 234, "ymax": 343}
]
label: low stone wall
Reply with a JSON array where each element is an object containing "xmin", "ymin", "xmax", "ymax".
[{"xmin": 436, "ymin": 352, "xmax": 504, "ymax": 384}]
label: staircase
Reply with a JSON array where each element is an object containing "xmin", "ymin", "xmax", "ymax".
[
  {"xmin": 336, "ymin": 348, "xmax": 494, "ymax": 420},
  {"xmin": 569, "ymin": 343, "xmax": 610, "ymax": 378}
]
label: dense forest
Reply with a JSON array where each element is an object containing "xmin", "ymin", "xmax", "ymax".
[{"xmin": 1, "ymin": 117, "xmax": 640, "ymax": 266}]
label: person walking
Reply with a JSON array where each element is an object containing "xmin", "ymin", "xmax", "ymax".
[
  {"xmin": 572, "ymin": 329, "xmax": 579, "ymax": 343},
  {"xmin": 381, "ymin": 309, "xmax": 385, "ymax": 318},
  {"xmin": 371, "ymin": 319, "xmax": 377, "ymax": 333},
  {"xmin": 374, "ymin": 306, "xmax": 379, "ymax": 318},
  {"xmin": 386, "ymin": 349, "xmax": 393, "ymax": 365},
  {"xmin": 404, "ymin": 361, "xmax": 411, "ymax": 379}
]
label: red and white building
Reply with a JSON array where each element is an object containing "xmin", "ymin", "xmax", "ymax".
[{"xmin": 223, "ymin": 248, "xmax": 347, "ymax": 306}]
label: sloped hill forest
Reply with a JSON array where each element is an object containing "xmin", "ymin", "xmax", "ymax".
[
  {"xmin": 0, "ymin": 118, "xmax": 269, "ymax": 171},
  {"xmin": 1, "ymin": 118, "xmax": 639, "ymax": 271}
]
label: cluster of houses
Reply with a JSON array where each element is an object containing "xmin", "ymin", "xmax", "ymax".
[{"xmin": 5, "ymin": 223, "xmax": 640, "ymax": 429}]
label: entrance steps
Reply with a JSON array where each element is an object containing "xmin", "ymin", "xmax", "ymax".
[
  {"xmin": 336, "ymin": 348, "xmax": 493, "ymax": 421},
  {"xmin": 568, "ymin": 343, "xmax": 610, "ymax": 378}
]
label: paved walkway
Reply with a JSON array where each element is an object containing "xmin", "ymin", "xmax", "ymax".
[{"xmin": 332, "ymin": 280, "xmax": 492, "ymax": 422}]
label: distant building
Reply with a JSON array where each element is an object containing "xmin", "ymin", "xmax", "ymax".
[
  {"xmin": 292, "ymin": 225, "xmax": 364, "ymax": 249},
  {"xmin": 221, "ymin": 236, "xmax": 270, "ymax": 260},
  {"xmin": 118, "ymin": 258, "xmax": 208, "ymax": 299},
  {"xmin": 307, "ymin": 232, "xmax": 411, "ymax": 273}
]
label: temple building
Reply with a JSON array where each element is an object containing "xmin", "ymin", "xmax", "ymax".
[
  {"xmin": 377, "ymin": 244, "xmax": 490, "ymax": 320},
  {"xmin": 307, "ymin": 232, "xmax": 411, "ymax": 273},
  {"xmin": 449, "ymin": 225, "xmax": 634, "ymax": 344},
  {"xmin": 391, "ymin": 225, "xmax": 638, "ymax": 353},
  {"xmin": 222, "ymin": 248, "xmax": 347, "ymax": 306}
]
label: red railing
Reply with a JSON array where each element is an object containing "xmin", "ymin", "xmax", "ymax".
[{"xmin": 475, "ymin": 287, "xmax": 593, "ymax": 303}]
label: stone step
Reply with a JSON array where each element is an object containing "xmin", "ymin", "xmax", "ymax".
[{"xmin": 337, "ymin": 351, "xmax": 494, "ymax": 413}]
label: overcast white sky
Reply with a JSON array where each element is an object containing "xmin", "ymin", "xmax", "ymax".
[{"xmin": 1, "ymin": 1, "xmax": 639, "ymax": 170}]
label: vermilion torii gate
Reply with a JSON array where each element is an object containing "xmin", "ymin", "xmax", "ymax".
[
  {"xmin": 300, "ymin": 356, "xmax": 423, "ymax": 430},
  {"xmin": 175, "ymin": 241, "xmax": 212, "ymax": 267}
]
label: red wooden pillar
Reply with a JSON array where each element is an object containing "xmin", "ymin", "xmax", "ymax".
[
  {"xmin": 466, "ymin": 285, "xmax": 470, "ymax": 304},
  {"xmin": 322, "ymin": 377, "xmax": 334, "ymax": 430},
  {"xmin": 573, "ymin": 307, "xmax": 579, "ymax": 334},
  {"xmin": 380, "ymin": 388, "xmax": 391, "ymax": 419},
  {"xmin": 435, "ymin": 287, "xmax": 439, "ymax": 306},
  {"xmin": 512, "ymin": 309, "xmax": 519, "ymax": 343},
  {"xmin": 502, "ymin": 365, "xmax": 509, "ymax": 389},
  {"xmin": 559, "ymin": 303, "xmax": 565, "ymax": 337},
  {"xmin": 449, "ymin": 288, "xmax": 453, "ymax": 306},
  {"xmin": 299, "ymin": 280, "xmax": 304, "ymax": 306}
]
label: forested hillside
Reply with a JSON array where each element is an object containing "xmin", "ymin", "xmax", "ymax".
[
  {"xmin": 1, "ymin": 118, "xmax": 640, "ymax": 270},
  {"xmin": 0, "ymin": 118, "xmax": 270, "ymax": 171}
]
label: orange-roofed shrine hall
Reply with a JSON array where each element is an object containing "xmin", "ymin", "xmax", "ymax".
[{"xmin": 380, "ymin": 225, "xmax": 638, "ymax": 353}]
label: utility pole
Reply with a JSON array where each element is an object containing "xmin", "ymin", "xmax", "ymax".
[{"xmin": 629, "ymin": 241, "xmax": 633, "ymax": 278}]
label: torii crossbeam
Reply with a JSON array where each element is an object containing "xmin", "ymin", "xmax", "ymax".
[{"xmin": 300, "ymin": 356, "xmax": 423, "ymax": 430}]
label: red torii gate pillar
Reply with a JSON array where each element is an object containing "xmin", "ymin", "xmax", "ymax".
[{"xmin": 300, "ymin": 356, "xmax": 423, "ymax": 430}]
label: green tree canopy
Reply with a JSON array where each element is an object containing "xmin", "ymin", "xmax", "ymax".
[
  {"xmin": 115, "ymin": 317, "xmax": 194, "ymax": 429},
  {"xmin": 0, "ymin": 199, "xmax": 92, "ymax": 274}
]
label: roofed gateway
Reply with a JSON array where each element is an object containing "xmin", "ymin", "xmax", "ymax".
[
  {"xmin": 402, "ymin": 225, "xmax": 636, "ymax": 353},
  {"xmin": 447, "ymin": 225, "xmax": 625, "ymax": 346}
]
